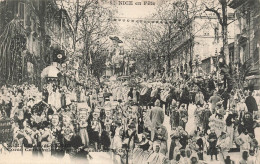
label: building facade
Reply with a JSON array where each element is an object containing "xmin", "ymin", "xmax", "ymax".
[
  {"xmin": 0, "ymin": 0, "xmax": 72, "ymax": 86},
  {"xmin": 229, "ymin": 0, "xmax": 260, "ymax": 89},
  {"xmin": 170, "ymin": 12, "xmax": 235, "ymax": 77}
]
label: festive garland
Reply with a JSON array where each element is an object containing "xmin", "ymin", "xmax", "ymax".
[{"xmin": 0, "ymin": 19, "xmax": 27, "ymax": 85}]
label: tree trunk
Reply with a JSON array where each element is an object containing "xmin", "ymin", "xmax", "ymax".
[
  {"xmin": 38, "ymin": 1, "xmax": 46, "ymax": 89},
  {"xmin": 167, "ymin": 25, "xmax": 172, "ymax": 74},
  {"xmin": 220, "ymin": 0, "xmax": 229, "ymax": 65}
]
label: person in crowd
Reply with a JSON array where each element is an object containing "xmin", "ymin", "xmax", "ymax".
[
  {"xmin": 236, "ymin": 129, "xmax": 252, "ymax": 156},
  {"xmin": 179, "ymin": 104, "xmax": 188, "ymax": 130},
  {"xmin": 224, "ymin": 156, "xmax": 235, "ymax": 164},
  {"xmin": 154, "ymin": 124, "xmax": 168, "ymax": 155},
  {"xmin": 91, "ymin": 108, "xmax": 102, "ymax": 150},
  {"xmin": 240, "ymin": 112, "xmax": 256, "ymax": 137},
  {"xmin": 78, "ymin": 109, "xmax": 89, "ymax": 147},
  {"xmin": 209, "ymin": 91, "xmax": 222, "ymax": 114},
  {"xmin": 128, "ymin": 87, "xmax": 134, "ymax": 100},
  {"xmin": 245, "ymin": 91, "xmax": 258, "ymax": 114},
  {"xmin": 196, "ymin": 132, "xmax": 204, "ymax": 161},
  {"xmin": 190, "ymin": 156, "xmax": 200, "ymax": 164},
  {"xmin": 217, "ymin": 132, "xmax": 231, "ymax": 162},
  {"xmin": 225, "ymin": 107, "xmax": 238, "ymax": 148},
  {"xmin": 179, "ymin": 86, "xmax": 190, "ymax": 111},
  {"xmin": 111, "ymin": 126, "xmax": 123, "ymax": 154},
  {"xmin": 249, "ymin": 133, "xmax": 258, "ymax": 154},
  {"xmin": 147, "ymin": 141, "xmax": 167, "ymax": 164},
  {"xmin": 239, "ymin": 151, "xmax": 249, "ymax": 164},
  {"xmin": 227, "ymin": 91, "xmax": 236, "ymax": 110},
  {"xmin": 169, "ymin": 127, "xmax": 179, "ymax": 160},
  {"xmin": 171, "ymin": 154, "xmax": 181, "ymax": 164},
  {"xmin": 150, "ymin": 99, "xmax": 164, "ymax": 141},
  {"xmin": 195, "ymin": 89, "xmax": 204, "ymax": 107},
  {"xmin": 132, "ymin": 87, "xmax": 140, "ymax": 104},
  {"xmin": 194, "ymin": 105, "xmax": 203, "ymax": 131},
  {"xmin": 179, "ymin": 127, "xmax": 188, "ymax": 150},
  {"xmin": 207, "ymin": 129, "xmax": 218, "ymax": 161},
  {"xmin": 170, "ymin": 100, "xmax": 179, "ymax": 129},
  {"xmin": 215, "ymin": 102, "xmax": 226, "ymax": 119},
  {"xmin": 221, "ymin": 88, "xmax": 230, "ymax": 110},
  {"xmin": 237, "ymin": 98, "xmax": 248, "ymax": 115},
  {"xmin": 179, "ymin": 149, "xmax": 189, "ymax": 164},
  {"xmin": 201, "ymin": 103, "xmax": 212, "ymax": 134},
  {"xmin": 247, "ymin": 150, "xmax": 257, "ymax": 164}
]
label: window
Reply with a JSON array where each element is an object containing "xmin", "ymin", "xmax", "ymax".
[{"xmin": 203, "ymin": 23, "xmax": 210, "ymax": 36}]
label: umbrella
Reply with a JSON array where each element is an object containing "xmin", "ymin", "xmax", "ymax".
[{"xmin": 41, "ymin": 65, "xmax": 60, "ymax": 78}]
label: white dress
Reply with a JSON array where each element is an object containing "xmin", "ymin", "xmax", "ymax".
[
  {"xmin": 48, "ymin": 91, "xmax": 55, "ymax": 107},
  {"xmin": 80, "ymin": 90, "xmax": 86, "ymax": 102},
  {"xmin": 54, "ymin": 91, "xmax": 62, "ymax": 109},
  {"xmin": 186, "ymin": 105, "xmax": 197, "ymax": 135}
]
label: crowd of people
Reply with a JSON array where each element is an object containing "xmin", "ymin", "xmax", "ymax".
[{"xmin": 0, "ymin": 74, "xmax": 259, "ymax": 164}]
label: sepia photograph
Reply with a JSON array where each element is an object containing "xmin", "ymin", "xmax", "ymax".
[{"xmin": 0, "ymin": 0, "xmax": 260, "ymax": 163}]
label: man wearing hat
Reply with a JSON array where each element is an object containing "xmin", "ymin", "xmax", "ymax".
[
  {"xmin": 146, "ymin": 140, "xmax": 167, "ymax": 164},
  {"xmin": 201, "ymin": 103, "xmax": 212, "ymax": 134},
  {"xmin": 150, "ymin": 99, "xmax": 164, "ymax": 141},
  {"xmin": 207, "ymin": 129, "xmax": 218, "ymax": 161}
]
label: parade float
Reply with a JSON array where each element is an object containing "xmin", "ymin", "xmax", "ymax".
[
  {"xmin": 105, "ymin": 36, "xmax": 125, "ymax": 77},
  {"xmin": 41, "ymin": 48, "xmax": 66, "ymax": 86}
]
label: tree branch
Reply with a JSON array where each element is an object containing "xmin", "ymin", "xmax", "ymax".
[{"xmin": 205, "ymin": 6, "xmax": 223, "ymax": 26}]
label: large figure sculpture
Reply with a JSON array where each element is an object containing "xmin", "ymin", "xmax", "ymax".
[{"xmin": 108, "ymin": 36, "xmax": 124, "ymax": 76}]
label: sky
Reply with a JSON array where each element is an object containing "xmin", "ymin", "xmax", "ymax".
[{"xmin": 103, "ymin": 0, "xmax": 160, "ymax": 48}]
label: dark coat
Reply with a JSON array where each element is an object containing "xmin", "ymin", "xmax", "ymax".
[
  {"xmin": 170, "ymin": 109, "xmax": 179, "ymax": 128},
  {"xmin": 179, "ymin": 134, "xmax": 188, "ymax": 149},
  {"xmin": 245, "ymin": 96, "xmax": 258, "ymax": 113},
  {"xmin": 207, "ymin": 132, "xmax": 218, "ymax": 155}
]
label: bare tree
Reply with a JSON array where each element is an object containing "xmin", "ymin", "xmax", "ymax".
[
  {"xmin": 57, "ymin": 0, "xmax": 117, "ymax": 80},
  {"xmin": 203, "ymin": 0, "xmax": 232, "ymax": 65}
]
